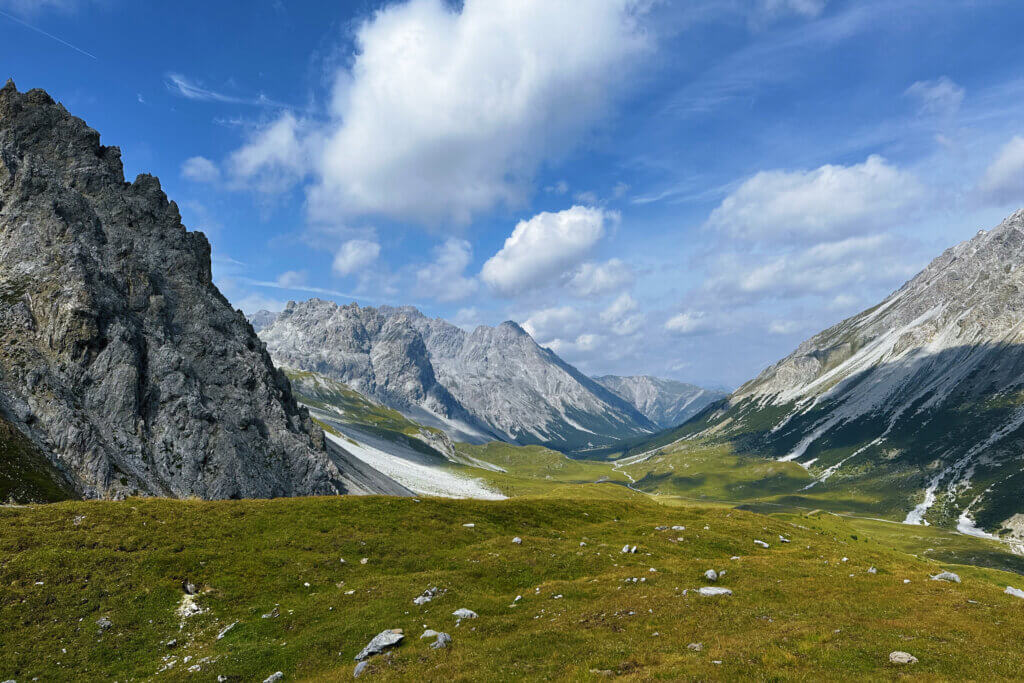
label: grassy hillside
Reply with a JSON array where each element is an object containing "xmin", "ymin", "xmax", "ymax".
[
  {"xmin": 4, "ymin": 494, "xmax": 1024, "ymax": 681},
  {"xmin": 0, "ymin": 415, "xmax": 76, "ymax": 503}
]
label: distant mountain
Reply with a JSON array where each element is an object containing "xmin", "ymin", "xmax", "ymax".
[
  {"xmin": 257, "ymin": 299, "xmax": 657, "ymax": 452},
  {"xmin": 248, "ymin": 309, "xmax": 279, "ymax": 332},
  {"xmin": 0, "ymin": 82, "xmax": 391, "ymax": 501},
  {"xmin": 593, "ymin": 375, "xmax": 727, "ymax": 429},
  {"xmin": 653, "ymin": 210, "xmax": 1024, "ymax": 542}
]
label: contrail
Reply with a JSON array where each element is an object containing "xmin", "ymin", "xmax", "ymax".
[{"xmin": 0, "ymin": 9, "xmax": 98, "ymax": 60}]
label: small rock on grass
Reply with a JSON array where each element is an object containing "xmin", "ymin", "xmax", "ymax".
[
  {"xmin": 420, "ymin": 629, "xmax": 440, "ymax": 639},
  {"xmin": 353, "ymin": 661, "xmax": 369, "ymax": 678},
  {"xmin": 754, "ymin": 540, "xmax": 770, "ymax": 548},
  {"xmin": 429, "ymin": 632, "xmax": 452, "ymax": 649},
  {"xmin": 698, "ymin": 587, "xmax": 732, "ymax": 597},
  {"xmin": 355, "ymin": 629, "xmax": 404, "ymax": 661},
  {"xmin": 512, "ymin": 536, "xmax": 522, "ymax": 544},
  {"xmin": 704, "ymin": 569, "xmax": 718, "ymax": 582},
  {"xmin": 1005, "ymin": 586, "xmax": 1024, "ymax": 599},
  {"xmin": 96, "ymin": 616, "xmax": 112, "ymax": 632},
  {"xmin": 264, "ymin": 672, "xmax": 284, "ymax": 683},
  {"xmin": 453, "ymin": 608, "xmax": 478, "ymax": 620},
  {"xmin": 931, "ymin": 571, "xmax": 961, "ymax": 583},
  {"xmin": 889, "ymin": 651, "xmax": 918, "ymax": 665},
  {"xmin": 688, "ymin": 643, "xmax": 703, "ymax": 651}
]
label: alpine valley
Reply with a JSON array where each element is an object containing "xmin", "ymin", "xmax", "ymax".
[{"xmin": 6, "ymin": 8, "xmax": 1024, "ymax": 678}]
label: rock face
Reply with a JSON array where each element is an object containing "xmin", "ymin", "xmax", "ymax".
[
  {"xmin": 673, "ymin": 210, "xmax": 1024, "ymax": 536},
  {"xmin": 0, "ymin": 82, "xmax": 369, "ymax": 500},
  {"xmin": 593, "ymin": 375, "xmax": 726, "ymax": 429},
  {"xmin": 258, "ymin": 299, "xmax": 656, "ymax": 452}
]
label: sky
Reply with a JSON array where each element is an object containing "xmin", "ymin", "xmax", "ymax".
[{"xmin": 3, "ymin": 0, "xmax": 1024, "ymax": 389}]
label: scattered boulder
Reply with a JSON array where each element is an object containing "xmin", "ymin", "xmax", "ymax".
[
  {"xmin": 1005, "ymin": 586, "xmax": 1024, "ymax": 599},
  {"xmin": 413, "ymin": 587, "xmax": 445, "ymax": 605},
  {"xmin": 754, "ymin": 540, "xmax": 769, "ymax": 549},
  {"xmin": 672, "ymin": 525, "xmax": 685, "ymax": 531},
  {"xmin": 262, "ymin": 607, "xmax": 280, "ymax": 619},
  {"xmin": 778, "ymin": 536, "xmax": 791, "ymax": 543},
  {"xmin": 420, "ymin": 629, "xmax": 440, "ymax": 639},
  {"xmin": 512, "ymin": 537, "xmax": 522, "ymax": 545},
  {"xmin": 96, "ymin": 616, "xmax": 112, "ymax": 632},
  {"xmin": 183, "ymin": 580, "xmax": 198, "ymax": 595},
  {"xmin": 429, "ymin": 632, "xmax": 452, "ymax": 650},
  {"xmin": 360, "ymin": 558, "xmax": 369, "ymax": 565},
  {"xmin": 353, "ymin": 661, "xmax": 369, "ymax": 678},
  {"xmin": 217, "ymin": 622, "xmax": 238, "ymax": 640},
  {"xmin": 355, "ymin": 629, "xmax": 404, "ymax": 661},
  {"xmin": 889, "ymin": 651, "xmax": 918, "ymax": 665},
  {"xmin": 931, "ymin": 572, "xmax": 961, "ymax": 583},
  {"xmin": 868, "ymin": 567, "xmax": 877, "ymax": 575},
  {"xmin": 462, "ymin": 523, "xmax": 475, "ymax": 528},
  {"xmin": 698, "ymin": 587, "xmax": 733, "ymax": 597},
  {"xmin": 453, "ymin": 608, "xmax": 478, "ymax": 620},
  {"xmin": 688, "ymin": 643, "xmax": 703, "ymax": 651},
  {"xmin": 264, "ymin": 673, "xmax": 284, "ymax": 683},
  {"xmin": 704, "ymin": 569, "xmax": 718, "ymax": 582},
  {"xmin": 621, "ymin": 545, "xmax": 638, "ymax": 554}
]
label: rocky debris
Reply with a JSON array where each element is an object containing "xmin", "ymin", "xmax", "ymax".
[
  {"xmin": 413, "ymin": 587, "xmax": 445, "ymax": 605},
  {"xmin": 264, "ymin": 672, "xmax": 284, "ymax": 683},
  {"xmin": 96, "ymin": 616, "xmax": 112, "ymax": 632},
  {"xmin": 621, "ymin": 545, "xmax": 638, "ymax": 554},
  {"xmin": 589, "ymin": 669, "xmax": 615, "ymax": 678},
  {"xmin": 217, "ymin": 622, "xmax": 237, "ymax": 640},
  {"xmin": 166, "ymin": 639, "xmax": 177, "ymax": 648},
  {"xmin": 353, "ymin": 661, "xmax": 369, "ymax": 678},
  {"xmin": 698, "ymin": 587, "xmax": 733, "ymax": 597},
  {"xmin": 1005, "ymin": 586, "xmax": 1024, "ymax": 599},
  {"xmin": 429, "ymin": 632, "xmax": 452, "ymax": 650},
  {"xmin": 355, "ymin": 629, "xmax": 404, "ymax": 661},
  {"xmin": 462, "ymin": 523, "xmax": 475, "ymax": 528},
  {"xmin": 512, "ymin": 537, "xmax": 522, "ymax": 544},
  {"xmin": 0, "ymin": 82, "xmax": 365, "ymax": 501},
  {"xmin": 453, "ymin": 608, "xmax": 478, "ymax": 621},
  {"xmin": 420, "ymin": 629, "xmax": 440, "ymax": 639},
  {"xmin": 889, "ymin": 651, "xmax": 918, "ymax": 665},
  {"xmin": 754, "ymin": 540, "xmax": 770, "ymax": 548},
  {"xmin": 262, "ymin": 607, "xmax": 280, "ymax": 619},
  {"xmin": 360, "ymin": 558, "xmax": 369, "ymax": 565},
  {"xmin": 176, "ymin": 593, "xmax": 205, "ymax": 620},
  {"xmin": 672, "ymin": 525, "xmax": 685, "ymax": 531},
  {"xmin": 72, "ymin": 515, "xmax": 85, "ymax": 526},
  {"xmin": 688, "ymin": 643, "xmax": 703, "ymax": 651},
  {"xmin": 868, "ymin": 567, "xmax": 878, "ymax": 575},
  {"xmin": 704, "ymin": 569, "xmax": 718, "ymax": 582},
  {"xmin": 183, "ymin": 581, "xmax": 198, "ymax": 595},
  {"xmin": 931, "ymin": 572, "xmax": 961, "ymax": 583},
  {"xmin": 778, "ymin": 536, "xmax": 791, "ymax": 544}
]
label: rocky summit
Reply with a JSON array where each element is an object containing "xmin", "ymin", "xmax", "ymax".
[
  {"xmin": 257, "ymin": 299, "xmax": 657, "ymax": 452},
  {"xmin": 593, "ymin": 375, "xmax": 727, "ymax": 430},
  {"xmin": 0, "ymin": 83, "xmax": 369, "ymax": 500}
]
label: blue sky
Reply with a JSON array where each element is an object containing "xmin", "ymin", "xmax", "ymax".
[{"xmin": 3, "ymin": 0, "xmax": 1024, "ymax": 388}]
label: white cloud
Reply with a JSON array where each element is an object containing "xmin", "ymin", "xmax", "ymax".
[
  {"xmin": 600, "ymin": 293, "xmax": 644, "ymax": 336},
  {"xmin": 767, "ymin": 319, "xmax": 801, "ymax": 335},
  {"xmin": 521, "ymin": 306, "xmax": 584, "ymax": 344},
  {"xmin": 165, "ymin": 73, "xmax": 289, "ymax": 108},
  {"xmin": 665, "ymin": 311, "xmax": 715, "ymax": 336},
  {"xmin": 756, "ymin": 0, "xmax": 826, "ymax": 18},
  {"xmin": 415, "ymin": 238, "xmax": 478, "ymax": 302},
  {"xmin": 481, "ymin": 206, "xmax": 613, "ymax": 296},
  {"xmin": 567, "ymin": 259, "xmax": 635, "ymax": 297},
  {"xmin": 270, "ymin": 0, "xmax": 649, "ymax": 224},
  {"xmin": 227, "ymin": 112, "xmax": 315, "ymax": 193},
  {"xmin": 905, "ymin": 76, "xmax": 964, "ymax": 116},
  {"xmin": 181, "ymin": 156, "xmax": 220, "ymax": 183},
  {"xmin": 332, "ymin": 239, "xmax": 381, "ymax": 276},
  {"xmin": 705, "ymin": 155, "xmax": 922, "ymax": 243},
  {"xmin": 275, "ymin": 270, "xmax": 308, "ymax": 288},
  {"xmin": 978, "ymin": 136, "xmax": 1024, "ymax": 206}
]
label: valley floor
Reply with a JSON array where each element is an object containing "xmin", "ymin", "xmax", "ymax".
[{"xmin": 3, "ymin": 491, "xmax": 1024, "ymax": 681}]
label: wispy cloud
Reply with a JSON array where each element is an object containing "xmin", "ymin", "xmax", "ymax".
[
  {"xmin": 164, "ymin": 73, "xmax": 292, "ymax": 109},
  {"xmin": 237, "ymin": 277, "xmax": 371, "ymax": 302},
  {"xmin": 0, "ymin": 8, "xmax": 97, "ymax": 59}
]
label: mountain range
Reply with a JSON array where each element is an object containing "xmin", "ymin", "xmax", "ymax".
[
  {"xmin": 255, "ymin": 300, "xmax": 662, "ymax": 452},
  {"xmin": 593, "ymin": 375, "xmax": 727, "ymax": 429},
  {"xmin": 646, "ymin": 210, "xmax": 1024, "ymax": 540}
]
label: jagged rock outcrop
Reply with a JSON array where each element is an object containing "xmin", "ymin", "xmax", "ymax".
[
  {"xmin": 672, "ymin": 210, "xmax": 1024, "ymax": 539},
  {"xmin": 259, "ymin": 299, "xmax": 657, "ymax": 451},
  {"xmin": 593, "ymin": 375, "xmax": 726, "ymax": 429},
  {"xmin": 0, "ymin": 82, "xmax": 372, "ymax": 500}
]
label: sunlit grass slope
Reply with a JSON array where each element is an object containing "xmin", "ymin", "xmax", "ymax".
[{"xmin": 4, "ymin": 494, "xmax": 1024, "ymax": 681}]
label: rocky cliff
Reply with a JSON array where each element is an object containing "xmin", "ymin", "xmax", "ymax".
[{"xmin": 0, "ymin": 82, "xmax": 371, "ymax": 500}]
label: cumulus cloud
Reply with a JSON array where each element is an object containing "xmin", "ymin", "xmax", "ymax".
[
  {"xmin": 522, "ymin": 306, "xmax": 585, "ymax": 344},
  {"xmin": 600, "ymin": 293, "xmax": 644, "ymax": 336},
  {"xmin": 230, "ymin": 0, "xmax": 647, "ymax": 223},
  {"xmin": 978, "ymin": 136, "xmax": 1024, "ymax": 206},
  {"xmin": 481, "ymin": 206, "xmax": 613, "ymax": 296},
  {"xmin": 227, "ymin": 112, "xmax": 316, "ymax": 193},
  {"xmin": 332, "ymin": 239, "xmax": 381, "ymax": 276},
  {"xmin": 415, "ymin": 238, "xmax": 478, "ymax": 302},
  {"xmin": 705, "ymin": 155, "xmax": 923, "ymax": 243},
  {"xmin": 181, "ymin": 156, "xmax": 220, "ymax": 183},
  {"xmin": 275, "ymin": 270, "xmax": 308, "ymax": 288},
  {"xmin": 567, "ymin": 259, "xmax": 635, "ymax": 297},
  {"xmin": 665, "ymin": 311, "xmax": 715, "ymax": 336},
  {"xmin": 905, "ymin": 76, "xmax": 964, "ymax": 116}
]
